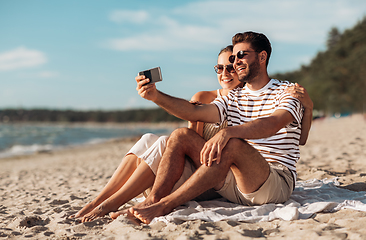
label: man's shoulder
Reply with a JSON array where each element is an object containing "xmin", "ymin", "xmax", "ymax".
[
  {"xmin": 268, "ymin": 79, "xmax": 296, "ymax": 96},
  {"xmin": 270, "ymin": 79, "xmax": 294, "ymax": 89}
]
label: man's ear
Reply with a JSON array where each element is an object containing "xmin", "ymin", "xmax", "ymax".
[{"xmin": 259, "ymin": 51, "xmax": 267, "ymax": 64}]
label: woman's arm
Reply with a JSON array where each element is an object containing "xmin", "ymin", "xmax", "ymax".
[
  {"xmin": 187, "ymin": 103, "xmax": 204, "ymax": 137},
  {"xmin": 188, "ymin": 91, "xmax": 217, "ymax": 137},
  {"xmin": 285, "ymin": 83, "xmax": 313, "ymax": 145}
]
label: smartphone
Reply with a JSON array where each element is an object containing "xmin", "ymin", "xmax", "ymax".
[{"xmin": 138, "ymin": 67, "xmax": 162, "ymax": 86}]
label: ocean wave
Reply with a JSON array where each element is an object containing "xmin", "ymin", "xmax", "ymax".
[
  {"xmin": 0, "ymin": 144, "xmax": 54, "ymax": 158},
  {"xmin": 0, "ymin": 123, "xmax": 176, "ymax": 159}
]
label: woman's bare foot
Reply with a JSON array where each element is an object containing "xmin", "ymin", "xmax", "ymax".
[
  {"xmin": 109, "ymin": 209, "xmax": 129, "ymax": 219},
  {"xmin": 110, "ymin": 210, "xmax": 143, "ymax": 225},
  {"xmin": 72, "ymin": 201, "xmax": 97, "ymax": 218},
  {"xmin": 81, "ymin": 204, "xmax": 112, "ymax": 222}
]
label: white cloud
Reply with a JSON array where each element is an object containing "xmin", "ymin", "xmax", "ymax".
[
  {"xmin": 173, "ymin": 0, "xmax": 366, "ymax": 45},
  {"xmin": 38, "ymin": 71, "xmax": 59, "ymax": 78},
  {"xmin": 108, "ymin": 35, "xmax": 174, "ymax": 51},
  {"xmin": 109, "ymin": 10, "xmax": 149, "ymax": 24},
  {"xmin": 106, "ymin": 15, "xmax": 223, "ymax": 51},
  {"xmin": 15, "ymin": 70, "xmax": 60, "ymax": 79},
  {"xmin": 0, "ymin": 47, "xmax": 47, "ymax": 71},
  {"xmin": 106, "ymin": 0, "xmax": 366, "ymax": 51}
]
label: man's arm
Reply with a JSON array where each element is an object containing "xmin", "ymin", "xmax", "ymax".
[
  {"xmin": 200, "ymin": 109, "xmax": 295, "ymax": 166},
  {"xmin": 225, "ymin": 109, "xmax": 294, "ymax": 139},
  {"xmin": 136, "ymin": 75, "xmax": 220, "ymax": 123}
]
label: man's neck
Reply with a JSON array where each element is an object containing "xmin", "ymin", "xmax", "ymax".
[{"xmin": 246, "ymin": 73, "xmax": 271, "ymax": 91}]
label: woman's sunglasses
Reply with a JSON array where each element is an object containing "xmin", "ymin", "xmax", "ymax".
[
  {"xmin": 214, "ymin": 64, "xmax": 235, "ymax": 74},
  {"xmin": 229, "ymin": 50, "xmax": 257, "ymax": 63}
]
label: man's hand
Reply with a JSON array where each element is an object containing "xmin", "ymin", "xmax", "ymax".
[
  {"xmin": 136, "ymin": 75, "xmax": 158, "ymax": 101},
  {"xmin": 200, "ymin": 128, "xmax": 232, "ymax": 167}
]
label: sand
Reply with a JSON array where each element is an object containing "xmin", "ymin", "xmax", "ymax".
[{"xmin": 0, "ymin": 114, "xmax": 365, "ymax": 239}]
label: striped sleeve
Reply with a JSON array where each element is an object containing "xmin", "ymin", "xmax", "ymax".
[
  {"xmin": 212, "ymin": 95, "xmax": 229, "ymax": 126},
  {"xmin": 277, "ymin": 93, "xmax": 303, "ymax": 125}
]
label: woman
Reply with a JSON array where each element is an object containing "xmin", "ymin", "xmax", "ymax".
[{"xmin": 74, "ymin": 45, "xmax": 313, "ymax": 222}]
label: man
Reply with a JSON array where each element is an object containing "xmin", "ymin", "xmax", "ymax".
[{"xmin": 131, "ymin": 31, "xmax": 303, "ymax": 224}]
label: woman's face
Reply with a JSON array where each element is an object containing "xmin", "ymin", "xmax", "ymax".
[{"xmin": 216, "ymin": 51, "xmax": 241, "ymax": 90}]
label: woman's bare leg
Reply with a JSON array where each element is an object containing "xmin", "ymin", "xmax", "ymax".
[
  {"xmin": 81, "ymin": 161, "xmax": 155, "ymax": 222},
  {"xmin": 74, "ymin": 153, "xmax": 139, "ymax": 218}
]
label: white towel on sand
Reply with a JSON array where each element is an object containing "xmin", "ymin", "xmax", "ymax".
[{"xmin": 150, "ymin": 179, "xmax": 366, "ymax": 224}]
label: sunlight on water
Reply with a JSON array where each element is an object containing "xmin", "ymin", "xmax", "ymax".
[{"xmin": 0, "ymin": 123, "xmax": 176, "ymax": 158}]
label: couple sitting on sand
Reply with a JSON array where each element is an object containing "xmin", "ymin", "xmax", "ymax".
[{"xmin": 73, "ymin": 31, "xmax": 313, "ymax": 224}]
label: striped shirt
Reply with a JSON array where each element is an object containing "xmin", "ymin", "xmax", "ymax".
[{"xmin": 212, "ymin": 79, "xmax": 303, "ymax": 180}]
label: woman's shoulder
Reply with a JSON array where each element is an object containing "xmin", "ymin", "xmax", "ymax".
[{"xmin": 190, "ymin": 90, "xmax": 218, "ymax": 104}]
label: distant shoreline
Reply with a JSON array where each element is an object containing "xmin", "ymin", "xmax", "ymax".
[
  {"xmin": 0, "ymin": 121, "xmax": 187, "ymax": 160},
  {"xmin": 0, "ymin": 121, "xmax": 187, "ymax": 128},
  {"xmin": 0, "ymin": 108, "xmax": 183, "ymax": 123}
]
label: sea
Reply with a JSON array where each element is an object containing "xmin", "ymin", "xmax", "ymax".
[{"xmin": 0, "ymin": 123, "xmax": 178, "ymax": 159}]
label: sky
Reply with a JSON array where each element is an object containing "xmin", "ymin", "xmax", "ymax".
[{"xmin": 1, "ymin": 0, "xmax": 365, "ymax": 111}]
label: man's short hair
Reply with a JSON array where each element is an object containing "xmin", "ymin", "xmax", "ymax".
[{"xmin": 232, "ymin": 32, "xmax": 272, "ymax": 67}]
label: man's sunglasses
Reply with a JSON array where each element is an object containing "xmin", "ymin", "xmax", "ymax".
[
  {"xmin": 229, "ymin": 50, "xmax": 257, "ymax": 63},
  {"xmin": 214, "ymin": 64, "xmax": 235, "ymax": 74}
]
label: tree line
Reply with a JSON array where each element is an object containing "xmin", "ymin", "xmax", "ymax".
[
  {"xmin": 0, "ymin": 108, "xmax": 182, "ymax": 123},
  {"xmin": 272, "ymin": 17, "xmax": 366, "ymax": 116}
]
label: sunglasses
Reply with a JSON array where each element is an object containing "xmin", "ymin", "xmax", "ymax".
[
  {"xmin": 214, "ymin": 64, "xmax": 235, "ymax": 74},
  {"xmin": 229, "ymin": 50, "xmax": 257, "ymax": 63}
]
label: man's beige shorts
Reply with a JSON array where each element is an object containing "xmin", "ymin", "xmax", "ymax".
[
  {"xmin": 216, "ymin": 162, "xmax": 294, "ymax": 205},
  {"xmin": 158, "ymin": 160, "xmax": 293, "ymax": 205}
]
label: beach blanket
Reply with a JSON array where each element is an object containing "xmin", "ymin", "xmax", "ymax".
[{"xmin": 150, "ymin": 178, "xmax": 366, "ymax": 224}]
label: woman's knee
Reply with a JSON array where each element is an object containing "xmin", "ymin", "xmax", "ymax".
[
  {"xmin": 123, "ymin": 153, "xmax": 140, "ymax": 167},
  {"xmin": 157, "ymin": 135, "xmax": 169, "ymax": 144},
  {"xmin": 140, "ymin": 133, "xmax": 159, "ymax": 143}
]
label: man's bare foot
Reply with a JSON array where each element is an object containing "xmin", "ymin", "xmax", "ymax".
[
  {"xmin": 81, "ymin": 204, "xmax": 111, "ymax": 222},
  {"xmin": 128, "ymin": 195, "xmax": 159, "ymax": 213},
  {"xmin": 130, "ymin": 201, "xmax": 172, "ymax": 224},
  {"xmin": 72, "ymin": 201, "xmax": 96, "ymax": 218}
]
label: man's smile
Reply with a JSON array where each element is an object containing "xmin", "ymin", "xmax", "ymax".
[{"xmin": 236, "ymin": 64, "xmax": 247, "ymax": 74}]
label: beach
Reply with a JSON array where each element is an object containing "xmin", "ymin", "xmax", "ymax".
[{"xmin": 1, "ymin": 114, "xmax": 365, "ymax": 239}]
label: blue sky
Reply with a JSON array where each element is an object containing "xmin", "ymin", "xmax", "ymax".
[{"xmin": 1, "ymin": 0, "xmax": 365, "ymax": 110}]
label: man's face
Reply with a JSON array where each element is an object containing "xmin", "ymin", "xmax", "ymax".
[{"xmin": 232, "ymin": 42, "xmax": 261, "ymax": 84}]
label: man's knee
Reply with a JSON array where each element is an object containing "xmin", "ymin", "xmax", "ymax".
[
  {"xmin": 168, "ymin": 128, "xmax": 195, "ymax": 143},
  {"xmin": 222, "ymin": 138, "xmax": 259, "ymax": 161},
  {"xmin": 223, "ymin": 138, "xmax": 268, "ymax": 172},
  {"xmin": 224, "ymin": 138, "xmax": 249, "ymax": 153}
]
